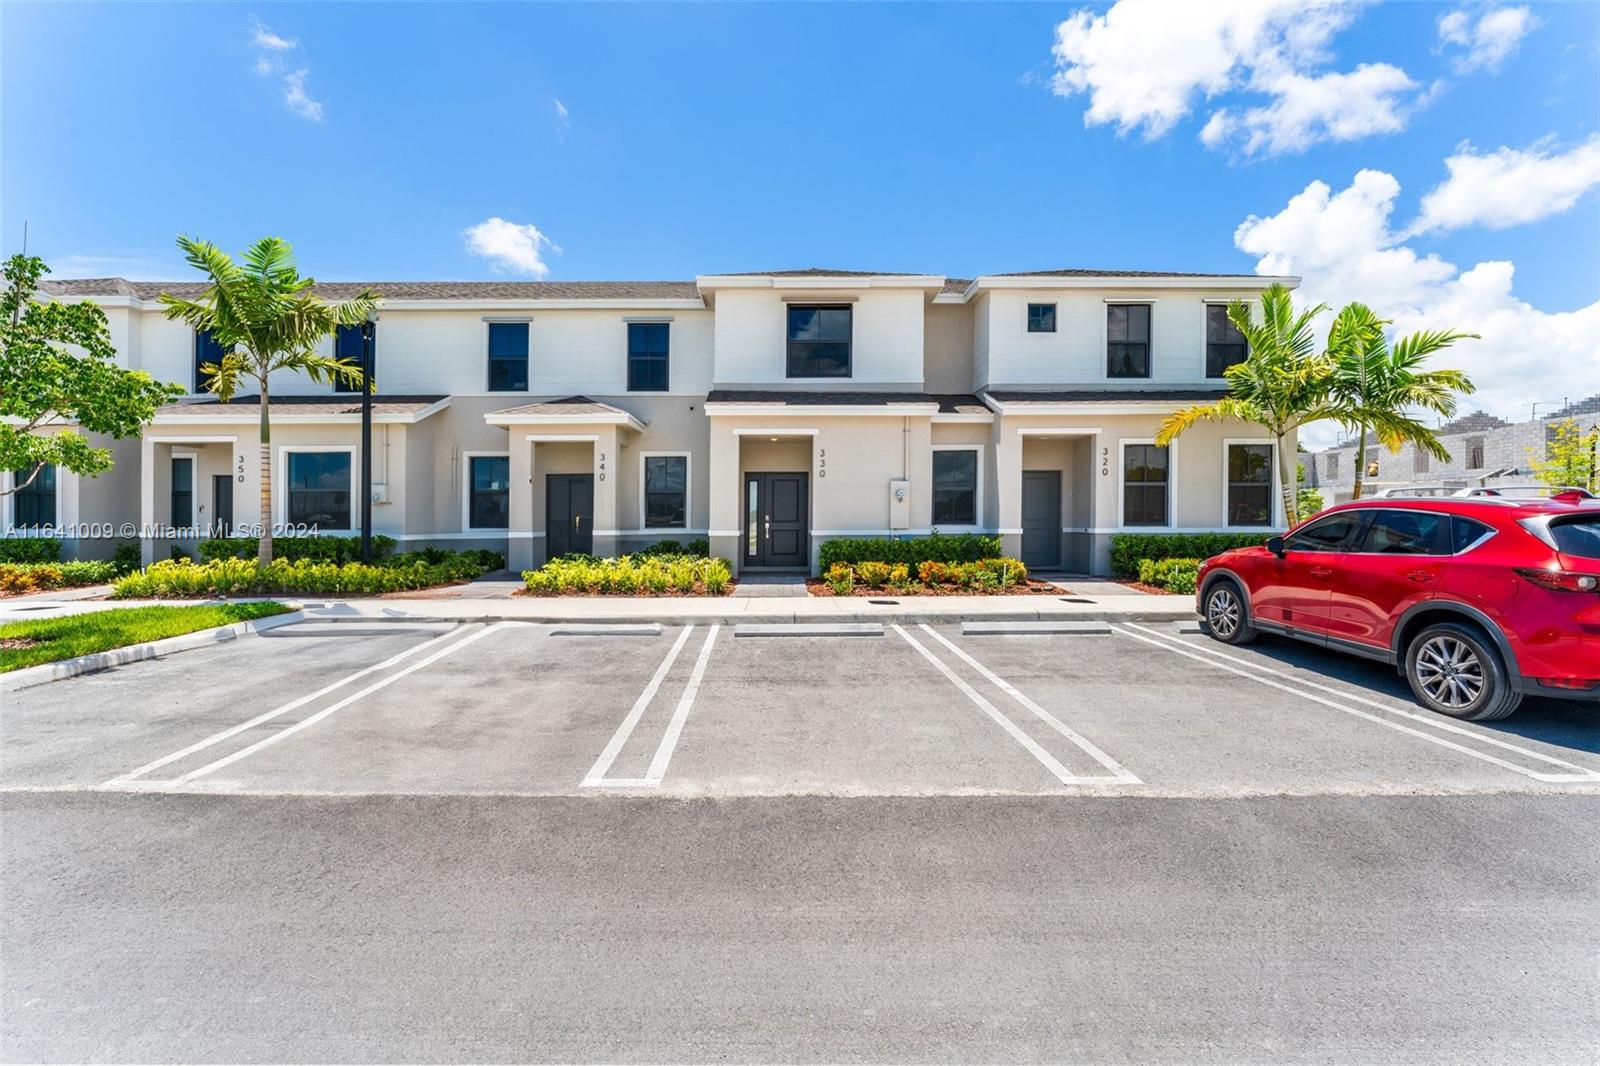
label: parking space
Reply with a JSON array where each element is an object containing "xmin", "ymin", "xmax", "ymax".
[{"xmin": 2, "ymin": 617, "xmax": 1596, "ymax": 798}]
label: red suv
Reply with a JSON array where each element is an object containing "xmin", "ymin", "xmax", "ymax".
[{"xmin": 1195, "ymin": 498, "xmax": 1600, "ymax": 720}]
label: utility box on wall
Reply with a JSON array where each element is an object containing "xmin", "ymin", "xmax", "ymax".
[{"xmin": 888, "ymin": 479, "xmax": 911, "ymax": 530}]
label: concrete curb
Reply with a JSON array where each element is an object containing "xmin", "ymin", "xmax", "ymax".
[
  {"xmin": 0, "ymin": 611, "xmax": 308, "ymax": 691},
  {"xmin": 295, "ymin": 606, "xmax": 1197, "ymax": 626}
]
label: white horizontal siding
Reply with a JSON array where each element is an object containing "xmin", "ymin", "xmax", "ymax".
[{"xmin": 712, "ymin": 289, "xmax": 924, "ymax": 385}]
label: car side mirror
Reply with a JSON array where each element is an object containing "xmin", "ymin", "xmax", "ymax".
[{"xmin": 1266, "ymin": 535, "xmax": 1286, "ymax": 558}]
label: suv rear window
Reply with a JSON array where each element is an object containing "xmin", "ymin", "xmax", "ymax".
[{"xmin": 1549, "ymin": 517, "xmax": 1600, "ymax": 560}]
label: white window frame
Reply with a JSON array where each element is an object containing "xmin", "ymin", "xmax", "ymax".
[
  {"xmin": 930, "ymin": 444, "xmax": 984, "ymax": 532},
  {"xmin": 1201, "ymin": 299, "xmax": 1254, "ymax": 380},
  {"xmin": 1116, "ymin": 437, "xmax": 1175, "ymax": 529},
  {"xmin": 638, "ymin": 451, "xmax": 692, "ymax": 531},
  {"xmin": 170, "ymin": 451, "xmax": 197, "ymax": 533},
  {"xmin": 275, "ymin": 445, "xmax": 357, "ymax": 533},
  {"xmin": 1221, "ymin": 438, "xmax": 1281, "ymax": 529},
  {"xmin": 1024, "ymin": 301, "xmax": 1057, "ymax": 335},
  {"xmin": 2, "ymin": 464, "xmax": 65, "ymax": 534},
  {"xmin": 461, "ymin": 450, "xmax": 512, "ymax": 533},
  {"xmin": 1102, "ymin": 300, "xmax": 1154, "ymax": 381}
]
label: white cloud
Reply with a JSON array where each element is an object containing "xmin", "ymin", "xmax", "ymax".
[
  {"xmin": 282, "ymin": 70, "xmax": 324, "ymax": 122},
  {"xmin": 1438, "ymin": 5, "xmax": 1536, "ymax": 72},
  {"xmin": 463, "ymin": 218, "xmax": 557, "ymax": 278},
  {"xmin": 249, "ymin": 19, "xmax": 324, "ymax": 122},
  {"xmin": 46, "ymin": 252, "xmax": 189, "ymax": 280},
  {"xmin": 1049, "ymin": 0, "xmax": 1426, "ymax": 156},
  {"xmin": 1406, "ymin": 137, "xmax": 1600, "ymax": 235},
  {"xmin": 554, "ymin": 98, "xmax": 570, "ymax": 140},
  {"xmin": 1235, "ymin": 169, "xmax": 1600, "ymax": 434}
]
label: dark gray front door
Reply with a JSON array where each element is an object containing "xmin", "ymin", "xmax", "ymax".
[
  {"xmin": 547, "ymin": 474, "xmax": 594, "ymax": 558},
  {"xmin": 1020, "ymin": 470, "xmax": 1061, "ymax": 569},
  {"xmin": 744, "ymin": 472, "xmax": 808, "ymax": 569}
]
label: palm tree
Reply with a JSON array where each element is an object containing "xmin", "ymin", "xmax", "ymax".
[
  {"xmin": 160, "ymin": 237, "xmax": 378, "ymax": 565},
  {"xmin": 1323, "ymin": 303, "xmax": 1476, "ymax": 499},
  {"xmin": 1156, "ymin": 283, "xmax": 1334, "ymax": 527}
]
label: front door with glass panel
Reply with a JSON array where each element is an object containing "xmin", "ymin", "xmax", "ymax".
[
  {"xmin": 546, "ymin": 474, "xmax": 594, "ymax": 558},
  {"xmin": 744, "ymin": 473, "xmax": 808, "ymax": 569}
]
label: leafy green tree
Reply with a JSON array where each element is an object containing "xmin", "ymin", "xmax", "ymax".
[
  {"xmin": 1528, "ymin": 418, "xmax": 1598, "ymax": 491},
  {"xmin": 1157, "ymin": 283, "xmax": 1334, "ymax": 526},
  {"xmin": 159, "ymin": 237, "xmax": 378, "ymax": 565},
  {"xmin": 1, "ymin": 254, "xmax": 180, "ymax": 498},
  {"xmin": 1295, "ymin": 460, "xmax": 1324, "ymax": 517},
  {"xmin": 1323, "ymin": 303, "xmax": 1476, "ymax": 499}
]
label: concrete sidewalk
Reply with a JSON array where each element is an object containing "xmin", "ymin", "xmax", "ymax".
[{"xmin": 2, "ymin": 591, "xmax": 1194, "ymax": 626}]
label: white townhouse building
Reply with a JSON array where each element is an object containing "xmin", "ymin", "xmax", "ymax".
[{"xmin": 13, "ymin": 267, "xmax": 1298, "ymax": 575}]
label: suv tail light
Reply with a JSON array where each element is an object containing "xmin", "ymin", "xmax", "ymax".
[{"xmin": 1515, "ymin": 567, "xmax": 1600, "ymax": 593}]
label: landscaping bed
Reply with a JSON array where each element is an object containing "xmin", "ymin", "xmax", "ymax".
[
  {"xmin": 111, "ymin": 549, "xmax": 502, "ymax": 599},
  {"xmin": 0, "ymin": 602, "xmax": 291, "ymax": 673},
  {"xmin": 521, "ymin": 553, "xmax": 732, "ymax": 596},
  {"xmin": 810, "ymin": 557, "xmax": 1047, "ymax": 596},
  {"xmin": 0, "ymin": 538, "xmax": 140, "ymax": 597}
]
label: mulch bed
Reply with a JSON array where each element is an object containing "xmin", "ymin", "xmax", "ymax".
[
  {"xmin": 805, "ymin": 579, "xmax": 1063, "ymax": 597},
  {"xmin": 1108, "ymin": 578, "xmax": 1176, "ymax": 595},
  {"xmin": 0, "ymin": 637, "xmax": 43, "ymax": 650}
]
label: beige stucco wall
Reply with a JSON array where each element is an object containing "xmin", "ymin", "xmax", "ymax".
[{"xmin": 922, "ymin": 304, "xmax": 976, "ymax": 394}]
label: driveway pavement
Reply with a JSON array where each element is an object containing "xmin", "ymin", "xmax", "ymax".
[{"xmin": 3, "ymin": 617, "xmax": 1597, "ymax": 1062}]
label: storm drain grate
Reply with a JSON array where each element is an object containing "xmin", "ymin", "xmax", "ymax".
[
  {"xmin": 1058, "ymin": 597, "xmax": 1095, "ymax": 604},
  {"xmin": 868, "ymin": 599, "xmax": 899, "ymax": 605}
]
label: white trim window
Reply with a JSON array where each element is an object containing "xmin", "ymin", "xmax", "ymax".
[
  {"xmin": 5, "ymin": 463, "xmax": 58, "ymax": 532},
  {"xmin": 486, "ymin": 320, "xmax": 531, "ymax": 392},
  {"xmin": 170, "ymin": 454, "xmax": 195, "ymax": 530},
  {"xmin": 1203, "ymin": 303, "xmax": 1248, "ymax": 378},
  {"xmin": 1223, "ymin": 440, "xmax": 1276, "ymax": 527},
  {"xmin": 931, "ymin": 445, "xmax": 982, "ymax": 529},
  {"xmin": 1119, "ymin": 440, "xmax": 1171, "ymax": 527},
  {"xmin": 280, "ymin": 447, "xmax": 355, "ymax": 532},
  {"xmin": 463, "ymin": 451, "xmax": 511, "ymax": 531},
  {"xmin": 1106, "ymin": 303, "xmax": 1152, "ymax": 379},
  {"xmin": 641, "ymin": 452, "xmax": 690, "ymax": 530}
]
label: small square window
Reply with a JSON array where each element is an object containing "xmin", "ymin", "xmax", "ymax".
[
  {"xmin": 786, "ymin": 305, "xmax": 851, "ymax": 378},
  {"xmin": 1027, "ymin": 303, "xmax": 1056, "ymax": 333}
]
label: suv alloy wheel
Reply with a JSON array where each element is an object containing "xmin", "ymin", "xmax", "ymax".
[
  {"xmin": 1202, "ymin": 580, "xmax": 1255, "ymax": 645},
  {"xmin": 1404, "ymin": 621, "xmax": 1524, "ymax": 721}
]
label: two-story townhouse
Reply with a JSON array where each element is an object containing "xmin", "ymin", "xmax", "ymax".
[{"xmin": 16, "ymin": 267, "xmax": 1297, "ymax": 575}]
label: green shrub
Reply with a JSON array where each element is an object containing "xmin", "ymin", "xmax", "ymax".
[
  {"xmin": 888, "ymin": 563, "xmax": 910, "ymax": 588},
  {"xmin": 818, "ymin": 532, "xmax": 1002, "ymax": 571},
  {"xmin": 111, "ymin": 542, "xmax": 142, "ymax": 576},
  {"xmin": 856, "ymin": 560, "xmax": 892, "ymax": 586},
  {"xmin": 1109, "ymin": 532, "xmax": 1273, "ymax": 578},
  {"xmin": 825, "ymin": 562, "xmax": 855, "ymax": 596},
  {"xmin": 197, "ymin": 535, "xmax": 397, "ymax": 565},
  {"xmin": 1135, "ymin": 556, "xmax": 1200, "ymax": 593},
  {"xmin": 520, "ymin": 554, "xmax": 733, "ymax": 596},
  {"xmin": 1164, "ymin": 569, "xmax": 1198, "ymax": 595},
  {"xmin": 111, "ymin": 553, "xmax": 493, "ymax": 599},
  {"xmin": 632, "ymin": 537, "xmax": 710, "ymax": 558},
  {"xmin": 0, "ymin": 538, "xmax": 61, "ymax": 564},
  {"xmin": 0, "ymin": 560, "xmax": 118, "ymax": 595}
]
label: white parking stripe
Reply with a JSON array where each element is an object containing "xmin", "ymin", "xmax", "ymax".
[
  {"xmin": 893, "ymin": 625, "xmax": 1124, "ymax": 786},
  {"xmin": 918, "ymin": 625, "xmax": 1140, "ymax": 783},
  {"xmin": 104, "ymin": 624, "xmax": 472, "ymax": 787},
  {"xmin": 168, "ymin": 623, "xmax": 510, "ymax": 785},
  {"xmin": 1113, "ymin": 624, "xmax": 1600, "ymax": 784},
  {"xmin": 582, "ymin": 626, "xmax": 695, "ymax": 787},
  {"xmin": 1124, "ymin": 622, "xmax": 1600, "ymax": 777},
  {"xmin": 644, "ymin": 625, "xmax": 720, "ymax": 786}
]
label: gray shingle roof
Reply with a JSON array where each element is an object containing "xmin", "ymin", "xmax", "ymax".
[
  {"xmin": 985, "ymin": 388, "xmax": 1228, "ymax": 403},
  {"xmin": 40, "ymin": 279, "xmax": 702, "ymax": 301},
  {"xmin": 990, "ymin": 268, "xmax": 1261, "ymax": 279},
  {"xmin": 705, "ymin": 389, "xmax": 972, "ymax": 409},
  {"xmin": 487, "ymin": 395, "xmax": 634, "ymax": 417},
  {"xmin": 709, "ymin": 268, "xmax": 929, "ymax": 278},
  {"xmin": 156, "ymin": 394, "xmax": 447, "ymax": 418}
]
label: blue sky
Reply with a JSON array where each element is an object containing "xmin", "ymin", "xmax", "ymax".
[{"xmin": 3, "ymin": 1, "xmax": 1597, "ymax": 430}]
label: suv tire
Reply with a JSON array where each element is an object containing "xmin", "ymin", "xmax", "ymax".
[
  {"xmin": 1404, "ymin": 621, "xmax": 1523, "ymax": 721},
  {"xmin": 1202, "ymin": 579, "xmax": 1256, "ymax": 645}
]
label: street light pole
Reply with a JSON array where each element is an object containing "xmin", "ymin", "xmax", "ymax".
[{"xmin": 360, "ymin": 320, "xmax": 374, "ymax": 565}]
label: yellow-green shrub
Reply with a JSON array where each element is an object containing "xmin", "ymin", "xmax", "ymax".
[{"xmin": 521, "ymin": 555, "xmax": 733, "ymax": 596}]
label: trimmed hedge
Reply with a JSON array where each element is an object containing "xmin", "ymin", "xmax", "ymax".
[
  {"xmin": 818, "ymin": 533, "xmax": 1002, "ymax": 570},
  {"xmin": 0, "ymin": 538, "xmax": 61, "ymax": 564},
  {"xmin": 522, "ymin": 554, "xmax": 732, "ymax": 595},
  {"xmin": 112, "ymin": 554, "xmax": 493, "ymax": 598},
  {"xmin": 198, "ymin": 535, "xmax": 398, "ymax": 564},
  {"xmin": 1109, "ymin": 532, "xmax": 1273, "ymax": 578},
  {"xmin": 1137, "ymin": 557, "xmax": 1200, "ymax": 595},
  {"xmin": 632, "ymin": 537, "xmax": 710, "ymax": 559},
  {"xmin": 0, "ymin": 560, "xmax": 119, "ymax": 595}
]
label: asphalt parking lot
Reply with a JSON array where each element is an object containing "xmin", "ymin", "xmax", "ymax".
[
  {"xmin": 4, "ymin": 618, "xmax": 1595, "ymax": 798},
  {"xmin": 4, "ymin": 619, "xmax": 1598, "ymax": 1063}
]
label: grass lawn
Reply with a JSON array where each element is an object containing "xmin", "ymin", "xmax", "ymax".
[{"xmin": 0, "ymin": 602, "xmax": 291, "ymax": 673}]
